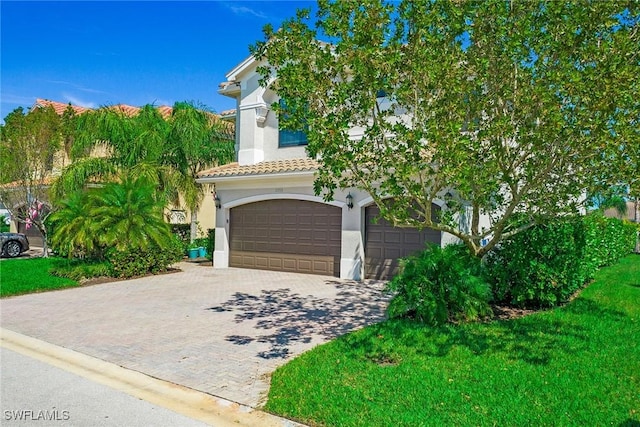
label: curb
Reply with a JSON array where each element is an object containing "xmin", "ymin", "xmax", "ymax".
[{"xmin": 0, "ymin": 328, "xmax": 304, "ymax": 427}]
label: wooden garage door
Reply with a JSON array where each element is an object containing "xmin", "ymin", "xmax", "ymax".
[
  {"xmin": 230, "ymin": 200, "xmax": 341, "ymax": 276},
  {"xmin": 365, "ymin": 204, "xmax": 441, "ymax": 280}
]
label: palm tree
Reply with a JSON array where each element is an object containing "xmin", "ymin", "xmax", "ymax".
[
  {"xmin": 166, "ymin": 102, "xmax": 234, "ymax": 241},
  {"xmin": 49, "ymin": 190, "xmax": 101, "ymax": 258},
  {"xmin": 52, "ymin": 104, "xmax": 175, "ymax": 203},
  {"xmin": 89, "ymin": 175, "xmax": 172, "ymax": 252}
]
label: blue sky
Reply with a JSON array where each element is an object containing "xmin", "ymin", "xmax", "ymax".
[{"xmin": 1, "ymin": 1, "xmax": 315, "ymax": 120}]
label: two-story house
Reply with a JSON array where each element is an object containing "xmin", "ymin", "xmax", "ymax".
[{"xmin": 197, "ymin": 56, "xmax": 460, "ymax": 280}]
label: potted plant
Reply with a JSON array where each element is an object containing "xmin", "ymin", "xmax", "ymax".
[{"xmin": 187, "ymin": 242, "xmax": 200, "ymax": 259}]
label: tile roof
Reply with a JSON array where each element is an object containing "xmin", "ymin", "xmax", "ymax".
[
  {"xmin": 34, "ymin": 99, "xmax": 92, "ymax": 115},
  {"xmin": 0, "ymin": 176, "xmax": 56, "ymax": 189},
  {"xmin": 198, "ymin": 158, "xmax": 318, "ymax": 179},
  {"xmin": 34, "ymin": 99, "xmax": 175, "ymax": 119}
]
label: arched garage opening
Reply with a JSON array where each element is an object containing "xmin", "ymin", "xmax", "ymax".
[
  {"xmin": 364, "ymin": 203, "xmax": 441, "ymax": 280},
  {"xmin": 229, "ymin": 199, "xmax": 342, "ymax": 276}
]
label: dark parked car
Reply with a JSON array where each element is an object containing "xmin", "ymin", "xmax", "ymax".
[{"xmin": 0, "ymin": 232, "xmax": 30, "ymax": 258}]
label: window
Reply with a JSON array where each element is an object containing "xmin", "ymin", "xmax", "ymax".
[
  {"xmin": 278, "ymin": 99, "xmax": 308, "ymax": 147},
  {"xmin": 279, "ymin": 129, "xmax": 308, "ymax": 147}
]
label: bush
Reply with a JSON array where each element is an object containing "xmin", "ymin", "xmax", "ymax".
[
  {"xmin": 171, "ymin": 223, "xmax": 191, "ymax": 252},
  {"xmin": 50, "ymin": 258, "xmax": 112, "ymax": 281},
  {"xmin": 0, "ymin": 215, "xmax": 9, "ymax": 232},
  {"xmin": 107, "ymin": 236, "xmax": 184, "ymax": 278},
  {"xmin": 386, "ymin": 244, "xmax": 493, "ymax": 325},
  {"xmin": 486, "ymin": 213, "xmax": 637, "ymax": 308},
  {"xmin": 583, "ymin": 213, "xmax": 638, "ymax": 270}
]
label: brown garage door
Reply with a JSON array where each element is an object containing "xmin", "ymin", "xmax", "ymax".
[
  {"xmin": 365, "ymin": 204, "xmax": 441, "ymax": 280},
  {"xmin": 230, "ymin": 200, "xmax": 341, "ymax": 276}
]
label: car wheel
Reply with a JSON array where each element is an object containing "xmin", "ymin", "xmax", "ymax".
[{"xmin": 3, "ymin": 240, "xmax": 22, "ymax": 258}]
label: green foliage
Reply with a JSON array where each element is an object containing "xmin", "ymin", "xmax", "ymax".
[
  {"xmin": 49, "ymin": 190, "xmax": 103, "ymax": 258},
  {"xmin": 486, "ymin": 217, "xmax": 588, "ymax": 308},
  {"xmin": 170, "ymin": 223, "xmax": 191, "ymax": 252},
  {"xmin": 265, "ymin": 256, "xmax": 640, "ymax": 427},
  {"xmin": 486, "ymin": 213, "xmax": 637, "ymax": 308},
  {"xmin": 89, "ymin": 175, "xmax": 172, "ymax": 252},
  {"xmin": 0, "ymin": 216, "xmax": 9, "ymax": 232},
  {"xmin": 50, "ymin": 176, "xmax": 175, "ymax": 272},
  {"xmin": 583, "ymin": 213, "xmax": 638, "ymax": 269},
  {"xmin": 206, "ymin": 228, "xmax": 215, "ymax": 255},
  {"xmin": 386, "ymin": 244, "xmax": 492, "ymax": 325},
  {"xmin": 54, "ymin": 101, "xmax": 234, "ymax": 243},
  {"xmin": 49, "ymin": 258, "xmax": 112, "ymax": 281},
  {"xmin": 254, "ymin": 0, "xmax": 639, "ymax": 257},
  {"xmin": 106, "ymin": 236, "xmax": 183, "ymax": 278},
  {"xmin": 0, "ymin": 105, "xmax": 71, "ymax": 255}
]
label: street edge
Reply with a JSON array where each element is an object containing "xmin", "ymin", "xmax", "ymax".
[{"xmin": 0, "ymin": 328, "xmax": 305, "ymax": 427}]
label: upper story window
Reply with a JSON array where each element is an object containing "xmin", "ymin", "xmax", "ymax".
[
  {"xmin": 279, "ymin": 129, "xmax": 308, "ymax": 147},
  {"xmin": 278, "ymin": 99, "xmax": 308, "ymax": 147}
]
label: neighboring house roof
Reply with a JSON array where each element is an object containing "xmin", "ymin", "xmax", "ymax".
[
  {"xmin": 34, "ymin": 99, "xmax": 92, "ymax": 115},
  {"xmin": 219, "ymin": 108, "xmax": 236, "ymax": 119},
  {"xmin": 604, "ymin": 201, "xmax": 639, "ymax": 222},
  {"xmin": 0, "ymin": 176, "xmax": 56, "ymax": 189},
  {"xmin": 198, "ymin": 158, "xmax": 318, "ymax": 179},
  {"xmin": 34, "ymin": 98, "xmax": 174, "ymax": 119}
]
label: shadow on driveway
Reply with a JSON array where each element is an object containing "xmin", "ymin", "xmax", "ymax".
[{"xmin": 208, "ymin": 280, "xmax": 390, "ymax": 359}]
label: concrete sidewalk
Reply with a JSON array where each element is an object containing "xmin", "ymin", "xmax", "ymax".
[{"xmin": 1, "ymin": 262, "xmax": 389, "ymax": 413}]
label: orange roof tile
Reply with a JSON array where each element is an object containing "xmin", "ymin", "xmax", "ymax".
[
  {"xmin": 34, "ymin": 99, "xmax": 176, "ymax": 120},
  {"xmin": 198, "ymin": 158, "xmax": 318, "ymax": 179},
  {"xmin": 35, "ymin": 99, "xmax": 91, "ymax": 115},
  {"xmin": 0, "ymin": 176, "xmax": 56, "ymax": 189}
]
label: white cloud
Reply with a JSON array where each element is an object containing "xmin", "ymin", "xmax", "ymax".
[
  {"xmin": 62, "ymin": 94, "xmax": 98, "ymax": 109},
  {"xmin": 45, "ymin": 79, "xmax": 108, "ymax": 94},
  {"xmin": 225, "ymin": 4, "xmax": 268, "ymax": 19}
]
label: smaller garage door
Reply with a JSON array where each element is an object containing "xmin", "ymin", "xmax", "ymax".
[
  {"xmin": 230, "ymin": 200, "xmax": 342, "ymax": 276},
  {"xmin": 365, "ymin": 204, "xmax": 441, "ymax": 280}
]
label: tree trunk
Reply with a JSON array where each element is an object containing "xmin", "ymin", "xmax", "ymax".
[{"xmin": 190, "ymin": 209, "xmax": 198, "ymax": 243}]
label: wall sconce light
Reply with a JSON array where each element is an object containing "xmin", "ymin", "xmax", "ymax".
[
  {"xmin": 346, "ymin": 193, "xmax": 354, "ymax": 210},
  {"xmin": 214, "ymin": 193, "xmax": 221, "ymax": 209}
]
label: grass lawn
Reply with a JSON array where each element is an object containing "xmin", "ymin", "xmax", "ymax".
[
  {"xmin": 266, "ymin": 255, "xmax": 640, "ymax": 426},
  {"xmin": 0, "ymin": 257, "xmax": 79, "ymax": 297}
]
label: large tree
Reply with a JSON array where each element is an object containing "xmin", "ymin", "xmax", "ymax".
[
  {"xmin": 52, "ymin": 102, "xmax": 234, "ymax": 242},
  {"xmin": 0, "ymin": 106, "xmax": 68, "ymax": 256},
  {"xmin": 166, "ymin": 102, "xmax": 235, "ymax": 241},
  {"xmin": 253, "ymin": 0, "xmax": 639, "ymax": 257}
]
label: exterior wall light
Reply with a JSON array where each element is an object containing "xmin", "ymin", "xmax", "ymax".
[
  {"xmin": 214, "ymin": 193, "xmax": 221, "ymax": 209},
  {"xmin": 346, "ymin": 193, "xmax": 354, "ymax": 210}
]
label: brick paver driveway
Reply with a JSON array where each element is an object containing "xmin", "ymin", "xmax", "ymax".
[{"xmin": 1, "ymin": 262, "xmax": 389, "ymax": 407}]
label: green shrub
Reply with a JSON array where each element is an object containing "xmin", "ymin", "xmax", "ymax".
[
  {"xmin": 0, "ymin": 215, "xmax": 10, "ymax": 232},
  {"xmin": 386, "ymin": 244, "xmax": 493, "ymax": 325},
  {"xmin": 207, "ymin": 228, "xmax": 215, "ymax": 255},
  {"xmin": 486, "ymin": 217, "xmax": 588, "ymax": 308},
  {"xmin": 107, "ymin": 236, "xmax": 184, "ymax": 278},
  {"xmin": 171, "ymin": 223, "xmax": 191, "ymax": 252},
  {"xmin": 583, "ymin": 213, "xmax": 638, "ymax": 270},
  {"xmin": 486, "ymin": 213, "xmax": 637, "ymax": 308},
  {"xmin": 50, "ymin": 259, "xmax": 112, "ymax": 281}
]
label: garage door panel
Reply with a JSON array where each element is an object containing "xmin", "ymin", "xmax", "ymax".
[
  {"xmin": 230, "ymin": 200, "xmax": 341, "ymax": 276},
  {"xmin": 403, "ymin": 233, "xmax": 421, "ymax": 245},
  {"xmin": 365, "ymin": 204, "xmax": 441, "ymax": 280}
]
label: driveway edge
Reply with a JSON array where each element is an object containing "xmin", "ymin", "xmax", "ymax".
[{"xmin": 0, "ymin": 328, "xmax": 305, "ymax": 427}]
